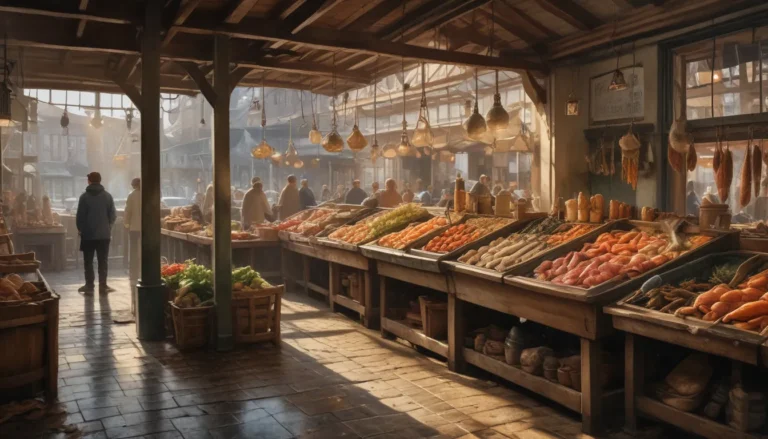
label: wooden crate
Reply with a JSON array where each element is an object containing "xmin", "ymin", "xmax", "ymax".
[
  {"xmin": 0, "ymin": 294, "xmax": 58, "ymax": 403},
  {"xmin": 419, "ymin": 296, "xmax": 448, "ymax": 340},
  {"xmin": 231, "ymin": 286, "xmax": 283, "ymax": 345},
  {"xmin": 171, "ymin": 303, "xmax": 213, "ymax": 350}
]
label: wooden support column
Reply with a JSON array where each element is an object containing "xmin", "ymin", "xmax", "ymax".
[
  {"xmin": 625, "ymin": 334, "xmax": 644, "ymax": 433},
  {"xmin": 136, "ymin": 0, "xmax": 166, "ymax": 340},
  {"xmin": 581, "ymin": 338, "xmax": 604, "ymax": 435},
  {"xmin": 447, "ymin": 294, "xmax": 466, "ymax": 373},
  {"xmin": 212, "ymin": 34, "xmax": 233, "ymax": 351}
]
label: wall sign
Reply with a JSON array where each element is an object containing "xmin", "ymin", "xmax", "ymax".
[{"xmin": 589, "ymin": 66, "xmax": 644, "ymax": 124}]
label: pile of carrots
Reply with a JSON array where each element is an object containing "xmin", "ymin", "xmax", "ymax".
[
  {"xmin": 377, "ymin": 217, "xmax": 448, "ymax": 250},
  {"xmin": 545, "ymin": 224, "xmax": 596, "ymax": 246},
  {"xmin": 679, "ymin": 270, "xmax": 768, "ymax": 331},
  {"xmin": 423, "ymin": 223, "xmax": 481, "ymax": 253}
]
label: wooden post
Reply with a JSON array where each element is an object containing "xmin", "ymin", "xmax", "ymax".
[
  {"xmin": 625, "ymin": 334, "xmax": 644, "ymax": 433},
  {"xmin": 302, "ymin": 255, "xmax": 310, "ymax": 295},
  {"xmin": 329, "ymin": 262, "xmax": 339, "ymax": 311},
  {"xmin": 581, "ymin": 337, "xmax": 604, "ymax": 435},
  {"xmin": 136, "ymin": 0, "xmax": 166, "ymax": 340},
  {"xmin": 45, "ymin": 297, "xmax": 59, "ymax": 400},
  {"xmin": 380, "ymin": 275, "xmax": 395, "ymax": 340},
  {"xmin": 212, "ymin": 34, "xmax": 233, "ymax": 351},
  {"xmin": 447, "ymin": 294, "xmax": 465, "ymax": 373}
]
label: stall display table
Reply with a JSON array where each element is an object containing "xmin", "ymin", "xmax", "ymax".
[
  {"xmin": 160, "ymin": 229, "xmax": 282, "ymax": 279},
  {"xmin": 281, "ymin": 239, "xmax": 379, "ymax": 328},
  {"xmin": 13, "ymin": 227, "xmax": 66, "ymax": 272}
]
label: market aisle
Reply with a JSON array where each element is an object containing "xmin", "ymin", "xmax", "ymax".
[{"xmin": 4, "ymin": 272, "xmax": 624, "ymax": 439}]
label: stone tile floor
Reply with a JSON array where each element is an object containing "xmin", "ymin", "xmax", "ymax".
[{"xmin": 2, "ymin": 268, "xmax": 649, "ymax": 439}]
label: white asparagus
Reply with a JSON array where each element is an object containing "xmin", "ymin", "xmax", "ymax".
[{"xmin": 458, "ymin": 249, "xmax": 477, "ymax": 263}]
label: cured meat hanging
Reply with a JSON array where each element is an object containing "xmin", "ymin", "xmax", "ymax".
[
  {"xmin": 716, "ymin": 137, "xmax": 733, "ymax": 203},
  {"xmin": 754, "ymin": 143, "xmax": 763, "ymax": 198},
  {"xmin": 741, "ymin": 142, "xmax": 753, "ymax": 207},
  {"xmin": 619, "ymin": 127, "xmax": 641, "ymax": 190},
  {"xmin": 686, "ymin": 143, "xmax": 697, "ymax": 172}
]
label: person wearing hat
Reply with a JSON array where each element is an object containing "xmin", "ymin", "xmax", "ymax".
[
  {"xmin": 241, "ymin": 177, "xmax": 273, "ymax": 228},
  {"xmin": 124, "ymin": 178, "xmax": 141, "ymax": 312},
  {"xmin": 76, "ymin": 172, "xmax": 116, "ymax": 294},
  {"xmin": 299, "ymin": 179, "xmax": 317, "ymax": 210}
]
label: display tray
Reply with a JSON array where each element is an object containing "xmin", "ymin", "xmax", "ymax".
[
  {"xmin": 277, "ymin": 206, "xmax": 377, "ymax": 243},
  {"xmin": 0, "ymin": 252, "xmax": 42, "ymax": 273},
  {"xmin": 405, "ymin": 216, "xmax": 531, "ymax": 273},
  {"xmin": 13, "ymin": 226, "xmax": 65, "ymax": 234},
  {"xmin": 605, "ymin": 251, "xmax": 768, "ymax": 365},
  {"xmin": 318, "ymin": 210, "xmax": 433, "ymax": 253},
  {"xmin": 504, "ymin": 220, "xmax": 738, "ymax": 303},
  {"xmin": 443, "ymin": 221, "xmax": 613, "ymax": 283}
]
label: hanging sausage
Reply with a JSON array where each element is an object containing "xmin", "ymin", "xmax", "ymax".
[
  {"xmin": 686, "ymin": 143, "xmax": 697, "ymax": 172},
  {"xmin": 740, "ymin": 142, "xmax": 753, "ymax": 207},
  {"xmin": 754, "ymin": 143, "xmax": 762, "ymax": 198},
  {"xmin": 619, "ymin": 127, "xmax": 641, "ymax": 190}
]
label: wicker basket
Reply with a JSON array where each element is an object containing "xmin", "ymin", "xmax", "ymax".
[
  {"xmin": 231, "ymin": 286, "xmax": 283, "ymax": 345},
  {"xmin": 171, "ymin": 303, "xmax": 213, "ymax": 350},
  {"xmin": 419, "ymin": 296, "xmax": 448, "ymax": 340}
]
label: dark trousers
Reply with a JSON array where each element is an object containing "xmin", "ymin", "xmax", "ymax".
[{"xmin": 81, "ymin": 239, "xmax": 110, "ymax": 287}]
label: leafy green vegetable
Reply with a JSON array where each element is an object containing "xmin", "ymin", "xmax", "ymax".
[{"xmin": 232, "ymin": 266, "xmax": 272, "ymax": 289}]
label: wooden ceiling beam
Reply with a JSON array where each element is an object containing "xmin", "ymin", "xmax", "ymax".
[
  {"xmin": 268, "ymin": 0, "xmax": 344, "ymax": 51},
  {"xmin": 75, "ymin": 0, "xmax": 89, "ymax": 38},
  {"xmin": 536, "ymin": 0, "xmax": 602, "ymax": 31},
  {"xmin": 499, "ymin": 0, "xmax": 560, "ymax": 39},
  {"xmin": 346, "ymin": 0, "xmax": 400, "ymax": 33},
  {"xmin": 163, "ymin": 0, "xmax": 202, "ymax": 47},
  {"xmin": 379, "ymin": 0, "xmax": 491, "ymax": 43},
  {"xmin": 475, "ymin": 9, "xmax": 538, "ymax": 48},
  {"xmin": 177, "ymin": 61, "xmax": 217, "ymax": 104},
  {"xmin": 0, "ymin": 1, "xmax": 133, "ymax": 24},
  {"xmin": 222, "ymin": 0, "xmax": 261, "ymax": 24}
]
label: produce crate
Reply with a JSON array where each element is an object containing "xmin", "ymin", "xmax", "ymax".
[
  {"xmin": 231, "ymin": 285, "xmax": 283, "ymax": 345},
  {"xmin": 444, "ymin": 221, "xmax": 614, "ymax": 283},
  {"xmin": 504, "ymin": 220, "xmax": 738, "ymax": 303},
  {"xmin": 0, "ymin": 252, "xmax": 41, "ymax": 273},
  {"xmin": 404, "ymin": 216, "xmax": 533, "ymax": 273},
  {"xmin": 605, "ymin": 251, "xmax": 768, "ymax": 365},
  {"xmin": 171, "ymin": 303, "xmax": 213, "ymax": 350},
  {"xmin": 419, "ymin": 296, "xmax": 448, "ymax": 340},
  {"xmin": 319, "ymin": 209, "xmax": 432, "ymax": 252},
  {"xmin": 0, "ymin": 292, "xmax": 59, "ymax": 403}
]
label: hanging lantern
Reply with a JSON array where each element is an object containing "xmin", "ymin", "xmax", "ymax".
[
  {"xmin": 270, "ymin": 148, "xmax": 283, "ymax": 166},
  {"xmin": 485, "ymin": 71, "xmax": 509, "ymax": 132},
  {"xmin": 252, "ymin": 78, "xmax": 274, "ymax": 159},
  {"xmin": 346, "ymin": 125, "xmax": 367, "ymax": 152},
  {"xmin": 309, "ymin": 121, "xmax": 322, "ymax": 144},
  {"xmin": 322, "ymin": 130, "xmax": 344, "ymax": 153},
  {"xmin": 251, "ymin": 139, "xmax": 273, "ymax": 159},
  {"xmin": 609, "ymin": 52, "xmax": 627, "ymax": 91},
  {"xmin": 310, "ymin": 157, "xmax": 320, "ymax": 168},
  {"xmin": 382, "ymin": 143, "xmax": 398, "ymax": 159},
  {"xmin": 464, "ymin": 70, "xmax": 486, "ymax": 140},
  {"xmin": 283, "ymin": 141, "xmax": 299, "ymax": 167},
  {"xmin": 292, "ymin": 158, "xmax": 304, "ymax": 169},
  {"xmin": 397, "ymin": 130, "xmax": 416, "ymax": 157},
  {"xmin": 370, "ymin": 139, "xmax": 380, "ymax": 163},
  {"xmin": 412, "ymin": 63, "xmax": 433, "ymax": 148},
  {"xmin": 60, "ymin": 109, "xmax": 69, "ymax": 134}
]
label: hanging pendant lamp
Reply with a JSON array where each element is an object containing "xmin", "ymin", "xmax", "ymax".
[
  {"xmin": 396, "ymin": 58, "xmax": 416, "ymax": 157},
  {"xmin": 309, "ymin": 88, "xmax": 322, "ymax": 144},
  {"xmin": 412, "ymin": 63, "xmax": 433, "ymax": 149},
  {"xmin": 511, "ymin": 93, "xmax": 531, "ymax": 151},
  {"xmin": 251, "ymin": 79, "xmax": 274, "ymax": 159},
  {"xmin": 464, "ymin": 69, "xmax": 487, "ymax": 140},
  {"xmin": 346, "ymin": 90, "xmax": 367, "ymax": 152},
  {"xmin": 486, "ymin": 72, "xmax": 509, "ymax": 131},
  {"xmin": 609, "ymin": 46, "xmax": 627, "ymax": 91},
  {"xmin": 370, "ymin": 71, "xmax": 380, "ymax": 163},
  {"xmin": 284, "ymin": 119, "xmax": 303, "ymax": 168},
  {"xmin": 322, "ymin": 55, "xmax": 345, "ymax": 153}
]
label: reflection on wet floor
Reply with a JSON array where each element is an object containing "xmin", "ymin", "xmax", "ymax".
[{"xmin": 1, "ymin": 268, "xmax": 619, "ymax": 439}]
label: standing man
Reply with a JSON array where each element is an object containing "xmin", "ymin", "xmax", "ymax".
[
  {"xmin": 344, "ymin": 179, "xmax": 367, "ymax": 205},
  {"xmin": 277, "ymin": 175, "xmax": 301, "ymax": 220},
  {"xmin": 241, "ymin": 178, "xmax": 273, "ymax": 227},
  {"xmin": 76, "ymin": 172, "xmax": 116, "ymax": 294},
  {"xmin": 299, "ymin": 179, "xmax": 317, "ymax": 210},
  {"xmin": 123, "ymin": 178, "xmax": 141, "ymax": 313}
]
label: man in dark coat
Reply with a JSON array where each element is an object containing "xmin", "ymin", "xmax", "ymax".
[
  {"xmin": 76, "ymin": 172, "xmax": 117, "ymax": 294},
  {"xmin": 299, "ymin": 179, "xmax": 317, "ymax": 210},
  {"xmin": 344, "ymin": 179, "xmax": 367, "ymax": 205}
]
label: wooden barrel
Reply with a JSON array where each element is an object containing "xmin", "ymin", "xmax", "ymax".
[{"xmin": 0, "ymin": 295, "xmax": 58, "ymax": 403}]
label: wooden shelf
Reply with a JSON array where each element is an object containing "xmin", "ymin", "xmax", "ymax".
[
  {"xmin": 636, "ymin": 396, "xmax": 760, "ymax": 439},
  {"xmin": 463, "ymin": 348, "xmax": 582, "ymax": 413},
  {"xmin": 333, "ymin": 294, "xmax": 365, "ymax": 315},
  {"xmin": 295, "ymin": 280, "xmax": 329, "ymax": 297},
  {"xmin": 381, "ymin": 317, "xmax": 449, "ymax": 358}
]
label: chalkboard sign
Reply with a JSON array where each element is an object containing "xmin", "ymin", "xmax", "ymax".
[{"xmin": 590, "ymin": 66, "xmax": 644, "ymax": 124}]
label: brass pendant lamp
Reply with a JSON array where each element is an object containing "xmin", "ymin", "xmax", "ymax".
[
  {"xmin": 484, "ymin": 3, "xmax": 509, "ymax": 132},
  {"xmin": 464, "ymin": 69, "xmax": 487, "ymax": 140},
  {"xmin": 346, "ymin": 89, "xmax": 367, "ymax": 152},
  {"xmin": 322, "ymin": 55, "xmax": 345, "ymax": 153},
  {"xmin": 251, "ymin": 77, "xmax": 274, "ymax": 159},
  {"xmin": 411, "ymin": 63, "xmax": 433, "ymax": 150},
  {"xmin": 308, "ymin": 85, "xmax": 322, "ymax": 144},
  {"xmin": 370, "ymin": 64, "xmax": 380, "ymax": 163}
]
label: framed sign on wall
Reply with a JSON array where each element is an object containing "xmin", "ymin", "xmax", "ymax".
[{"xmin": 589, "ymin": 65, "xmax": 644, "ymax": 124}]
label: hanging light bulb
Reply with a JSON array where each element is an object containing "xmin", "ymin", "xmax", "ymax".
[
  {"xmin": 370, "ymin": 66, "xmax": 380, "ymax": 163},
  {"xmin": 486, "ymin": 72, "xmax": 509, "ymax": 132},
  {"xmin": 346, "ymin": 125, "xmax": 367, "ymax": 152},
  {"xmin": 322, "ymin": 55, "xmax": 345, "ymax": 153},
  {"xmin": 283, "ymin": 119, "xmax": 301, "ymax": 168},
  {"xmin": 251, "ymin": 78, "xmax": 274, "ymax": 159},
  {"xmin": 308, "ymin": 89, "xmax": 322, "ymax": 144},
  {"xmin": 396, "ymin": 56, "xmax": 416, "ymax": 157},
  {"xmin": 464, "ymin": 69, "xmax": 487, "ymax": 140},
  {"xmin": 310, "ymin": 157, "xmax": 321, "ymax": 167},
  {"xmin": 270, "ymin": 149, "xmax": 283, "ymax": 166},
  {"xmin": 412, "ymin": 63, "xmax": 433, "ymax": 149},
  {"xmin": 382, "ymin": 142, "xmax": 398, "ymax": 159}
]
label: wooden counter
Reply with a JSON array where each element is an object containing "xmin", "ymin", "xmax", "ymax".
[
  {"xmin": 160, "ymin": 229, "xmax": 282, "ymax": 279},
  {"xmin": 13, "ymin": 227, "xmax": 66, "ymax": 272},
  {"xmin": 281, "ymin": 238, "xmax": 379, "ymax": 328}
]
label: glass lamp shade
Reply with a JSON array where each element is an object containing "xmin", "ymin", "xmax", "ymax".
[
  {"xmin": 411, "ymin": 113, "xmax": 433, "ymax": 148},
  {"xmin": 609, "ymin": 69, "xmax": 628, "ymax": 91},
  {"xmin": 322, "ymin": 129, "xmax": 344, "ymax": 153},
  {"xmin": 485, "ymin": 93, "xmax": 510, "ymax": 132},
  {"xmin": 292, "ymin": 159, "xmax": 304, "ymax": 169},
  {"xmin": 310, "ymin": 157, "xmax": 321, "ymax": 168},
  {"xmin": 284, "ymin": 141, "xmax": 299, "ymax": 163},
  {"xmin": 464, "ymin": 103, "xmax": 487, "ymax": 140},
  {"xmin": 60, "ymin": 111, "xmax": 70, "ymax": 130},
  {"xmin": 251, "ymin": 139, "xmax": 274, "ymax": 159},
  {"xmin": 346, "ymin": 125, "xmax": 368, "ymax": 152},
  {"xmin": 370, "ymin": 140, "xmax": 380, "ymax": 162},
  {"xmin": 396, "ymin": 132, "xmax": 416, "ymax": 157},
  {"xmin": 381, "ymin": 143, "xmax": 398, "ymax": 159},
  {"xmin": 270, "ymin": 150, "xmax": 283, "ymax": 166},
  {"xmin": 309, "ymin": 122, "xmax": 322, "ymax": 144}
]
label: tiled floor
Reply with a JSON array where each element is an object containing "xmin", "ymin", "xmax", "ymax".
[{"xmin": 4, "ymin": 267, "xmax": 617, "ymax": 439}]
